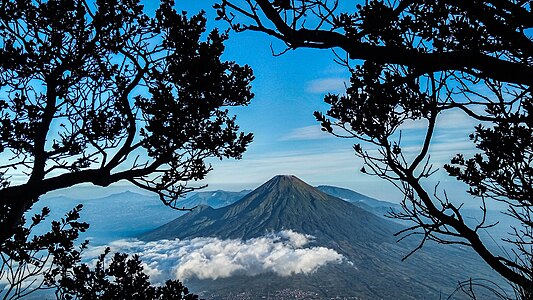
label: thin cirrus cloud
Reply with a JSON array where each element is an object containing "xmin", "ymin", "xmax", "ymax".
[
  {"xmin": 306, "ymin": 77, "xmax": 348, "ymax": 94},
  {"xmin": 84, "ymin": 230, "xmax": 345, "ymax": 283},
  {"xmin": 202, "ymin": 148, "xmax": 363, "ymax": 188},
  {"xmin": 280, "ymin": 125, "xmax": 333, "ymax": 141}
]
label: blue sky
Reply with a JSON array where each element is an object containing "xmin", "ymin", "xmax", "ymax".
[
  {"xmin": 49, "ymin": 1, "xmax": 482, "ymax": 204},
  {"xmin": 145, "ymin": 1, "xmax": 396, "ymax": 198},
  {"xmin": 160, "ymin": 1, "xmax": 477, "ymax": 200}
]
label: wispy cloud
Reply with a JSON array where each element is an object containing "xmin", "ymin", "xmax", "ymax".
[
  {"xmin": 306, "ymin": 78, "xmax": 348, "ymax": 94},
  {"xmin": 279, "ymin": 125, "xmax": 332, "ymax": 141},
  {"xmin": 397, "ymin": 107, "xmax": 482, "ymax": 132},
  {"xmin": 85, "ymin": 231, "xmax": 344, "ymax": 282},
  {"xmin": 201, "ymin": 107, "xmax": 484, "ymax": 199},
  {"xmin": 202, "ymin": 148, "xmax": 364, "ymax": 187}
]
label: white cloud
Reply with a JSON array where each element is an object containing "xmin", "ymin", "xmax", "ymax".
[
  {"xmin": 203, "ymin": 149, "xmax": 362, "ymax": 185},
  {"xmin": 84, "ymin": 230, "xmax": 344, "ymax": 282},
  {"xmin": 280, "ymin": 125, "xmax": 332, "ymax": 141},
  {"xmin": 306, "ymin": 78, "xmax": 348, "ymax": 94},
  {"xmin": 396, "ymin": 107, "xmax": 483, "ymax": 132},
  {"xmin": 198, "ymin": 147, "xmax": 404, "ymax": 201},
  {"xmin": 198, "ymin": 105, "xmax": 485, "ymax": 201}
]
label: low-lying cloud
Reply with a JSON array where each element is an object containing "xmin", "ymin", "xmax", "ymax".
[{"xmin": 85, "ymin": 230, "xmax": 344, "ymax": 282}]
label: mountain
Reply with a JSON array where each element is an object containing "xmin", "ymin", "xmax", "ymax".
[
  {"xmin": 317, "ymin": 186, "xmax": 518, "ymax": 250},
  {"xmin": 316, "ymin": 185, "xmax": 397, "ymax": 208},
  {"xmin": 316, "ymin": 185, "xmax": 402, "ymax": 219},
  {"xmin": 316, "ymin": 185, "xmax": 383, "ymax": 205},
  {"xmin": 141, "ymin": 175, "xmax": 506, "ymax": 299},
  {"xmin": 173, "ymin": 190, "xmax": 251, "ymax": 209},
  {"xmin": 29, "ymin": 189, "xmax": 246, "ymax": 245},
  {"xmin": 29, "ymin": 192, "xmax": 185, "ymax": 244},
  {"xmin": 142, "ymin": 175, "xmax": 397, "ymax": 244}
]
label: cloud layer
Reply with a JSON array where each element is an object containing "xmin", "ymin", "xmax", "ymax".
[{"xmin": 85, "ymin": 230, "xmax": 344, "ymax": 282}]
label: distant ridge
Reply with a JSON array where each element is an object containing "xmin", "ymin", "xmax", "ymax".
[
  {"xmin": 174, "ymin": 189, "xmax": 251, "ymax": 209},
  {"xmin": 316, "ymin": 185, "xmax": 389, "ymax": 206},
  {"xmin": 316, "ymin": 185, "xmax": 402, "ymax": 220}
]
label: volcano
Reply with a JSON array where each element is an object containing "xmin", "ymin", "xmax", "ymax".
[
  {"xmin": 141, "ymin": 175, "xmax": 397, "ymax": 245},
  {"xmin": 140, "ymin": 175, "xmax": 507, "ymax": 299}
]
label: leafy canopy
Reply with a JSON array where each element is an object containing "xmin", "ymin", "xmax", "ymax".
[{"xmin": 0, "ymin": 0, "xmax": 254, "ymax": 241}]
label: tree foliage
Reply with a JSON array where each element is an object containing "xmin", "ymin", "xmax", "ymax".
[
  {"xmin": 1, "ymin": 205, "xmax": 88, "ymax": 299},
  {"xmin": 217, "ymin": 0, "xmax": 532, "ymax": 297},
  {"xmin": 0, "ymin": 205, "xmax": 197, "ymax": 300},
  {"xmin": 0, "ymin": 0, "xmax": 254, "ymax": 242},
  {"xmin": 46, "ymin": 243, "xmax": 198, "ymax": 300},
  {"xmin": 0, "ymin": 0, "xmax": 254, "ymax": 298}
]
